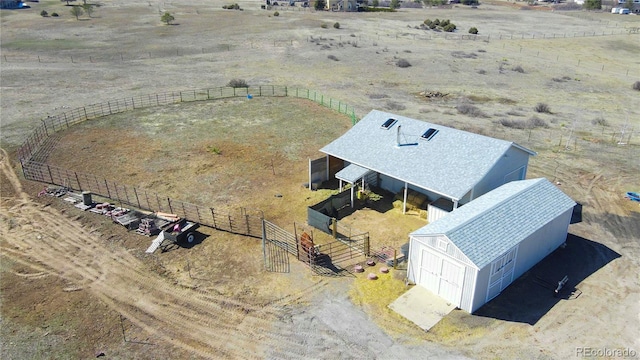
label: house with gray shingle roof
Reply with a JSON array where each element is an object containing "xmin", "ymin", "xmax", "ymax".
[
  {"xmin": 406, "ymin": 178, "xmax": 576, "ymax": 313},
  {"xmin": 319, "ymin": 110, "xmax": 536, "ymax": 216}
]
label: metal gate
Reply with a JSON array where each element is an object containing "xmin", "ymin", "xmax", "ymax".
[{"xmin": 262, "ymin": 220, "xmax": 297, "ymax": 272}]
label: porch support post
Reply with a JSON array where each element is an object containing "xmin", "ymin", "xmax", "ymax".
[
  {"xmin": 403, "ymin": 182, "xmax": 408, "ymax": 214},
  {"xmin": 308, "ymin": 158, "xmax": 312, "ymax": 192},
  {"xmin": 350, "ymin": 185, "xmax": 354, "ymax": 208},
  {"xmin": 326, "ymin": 155, "xmax": 330, "ymax": 181},
  {"xmin": 339, "ymin": 179, "xmax": 343, "ymax": 192},
  {"xmin": 453, "ymin": 199, "xmax": 459, "ymax": 209}
]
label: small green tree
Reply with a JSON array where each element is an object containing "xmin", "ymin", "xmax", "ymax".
[
  {"xmin": 40, "ymin": 10, "xmax": 48, "ymax": 17},
  {"xmin": 333, "ymin": 22, "xmax": 340, "ymax": 29},
  {"xmin": 583, "ymin": 0, "xmax": 601, "ymax": 9},
  {"xmin": 161, "ymin": 12, "xmax": 175, "ymax": 25},
  {"xmin": 390, "ymin": 0, "xmax": 400, "ymax": 9},
  {"xmin": 82, "ymin": 4, "xmax": 94, "ymax": 18},
  {"xmin": 314, "ymin": 0, "xmax": 326, "ymax": 10},
  {"xmin": 372, "ymin": 0, "xmax": 379, "ymax": 7},
  {"xmin": 70, "ymin": 5, "xmax": 83, "ymax": 20},
  {"xmin": 469, "ymin": 27, "xmax": 478, "ymax": 34}
]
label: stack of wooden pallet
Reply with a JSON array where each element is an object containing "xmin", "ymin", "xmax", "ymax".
[{"xmin": 137, "ymin": 218, "xmax": 160, "ymax": 236}]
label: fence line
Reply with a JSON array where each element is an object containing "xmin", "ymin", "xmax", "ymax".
[
  {"xmin": 17, "ymin": 85, "xmax": 357, "ymax": 162},
  {"xmin": 16, "ymin": 85, "xmax": 358, "ymax": 241},
  {"xmin": 2, "ymin": 29, "xmax": 636, "ymax": 78},
  {"xmin": 25, "ymin": 159, "xmax": 263, "ymax": 237}
]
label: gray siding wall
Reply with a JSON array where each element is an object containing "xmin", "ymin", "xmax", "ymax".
[
  {"xmin": 460, "ymin": 266, "xmax": 477, "ymax": 312},
  {"xmin": 471, "ymin": 264, "xmax": 492, "ymax": 313},
  {"xmin": 470, "ymin": 207, "xmax": 573, "ymax": 313},
  {"xmin": 472, "ymin": 147, "xmax": 530, "ymax": 201},
  {"xmin": 512, "ymin": 208, "xmax": 573, "ymax": 279}
]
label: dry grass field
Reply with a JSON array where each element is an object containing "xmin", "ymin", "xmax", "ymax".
[{"xmin": 1, "ymin": 0, "xmax": 639, "ymax": 359}]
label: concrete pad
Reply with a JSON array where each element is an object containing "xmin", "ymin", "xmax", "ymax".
[{"xmin": 389, "ymin": 285, "xmax": 456, "ymax": 331}]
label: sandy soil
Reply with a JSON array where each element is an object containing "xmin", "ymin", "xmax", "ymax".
[{"xmin": 1, "ymin": 1, "xmax": 639, "ymax": 359}]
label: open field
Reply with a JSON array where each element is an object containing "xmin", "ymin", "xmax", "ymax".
[{"xmin": 1, "ymin": 0, "xmax": 639, "ymax": 359}]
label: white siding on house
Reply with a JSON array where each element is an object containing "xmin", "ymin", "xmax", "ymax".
[{"xmin": 472, "ymin": 147, "xmax": 531, "ymax": 201}]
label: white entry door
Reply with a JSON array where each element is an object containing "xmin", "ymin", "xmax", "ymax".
[
  {"xmin": 418, "ymin": 247, "xmax": 464, "ymax": 306},
  {"xmin": 486, "ymin": 246, "xmax": 519, "ymax": 301}
]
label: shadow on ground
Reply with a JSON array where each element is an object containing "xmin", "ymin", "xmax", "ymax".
[{"xmin": 474, "ymin": 233, "xmax": 620, "ymax": 325}]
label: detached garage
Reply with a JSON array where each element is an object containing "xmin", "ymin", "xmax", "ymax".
[{"xmin": 406, "ymin": 178, "xmax": 576, "ymax": 313}]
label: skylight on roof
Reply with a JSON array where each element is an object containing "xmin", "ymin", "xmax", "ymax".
[
  {"xmin": 421, "ymin": 128, "xmax": 439, "ymax": 141},
  {"xmin": 381, "ymin": 118, "xmax": 398, "ymax": 130}
]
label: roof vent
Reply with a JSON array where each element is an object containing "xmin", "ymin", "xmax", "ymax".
[
  {"xmin": 381, "ymin": 118, "xmax": 398, "ymax": 130},
  {"xmin": 421, "ymin": 128, "xmax": 439, "ymax": 141}
]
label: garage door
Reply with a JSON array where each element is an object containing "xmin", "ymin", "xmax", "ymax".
[{"xmin": 418, "ymin": 247, "xmax": 464, "ymax": 306}]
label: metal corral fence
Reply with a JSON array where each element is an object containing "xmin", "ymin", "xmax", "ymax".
[
  {"xmin": 16, "ymin": 85, "xmax": 358, "ymax": 240},
  {"xmin": 17, "ymin": 85, "xmax": 357, "ymax": 162},
  {"xmin": 261, "ymin": 220, "xmax": 369, "ymax": 275},
  {"xmin": 25, "ymin": 159, "xmax": 263, "ymax": 237}
]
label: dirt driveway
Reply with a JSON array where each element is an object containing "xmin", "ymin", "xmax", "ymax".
[{"xmin": 1, "ymin": 1, "xmax": 639, "ymax": 359}]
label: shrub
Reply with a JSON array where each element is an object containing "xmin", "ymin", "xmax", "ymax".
[
  {"xmin": 591, "ymin": 117, "xmax": 608, "ymax": 126},
  {"xmin": 552, "ymin": 76, "xmax": 572, "ymax": 82},
  {"xmin": 368, "ymin": 93, "xmax": 390, "ymax": 99},
  {"xmin": 528, "ymin": 116, "xmax": 548, "ymax": 128},
  {"xmin": 51, "ymin": 12, "xmax": 59, "ymax": 17},
  {"xmin": 500, "ymin": 116, "xmax": 548, "ymax": 129},
  {"xmin": 477, "ymin": 69, "xmax": 487, "ymax": 75},
  {"xmin": 433, "ymin": 19, "xmax": 440, "ymax": 26},
  {"xmin": 424, "ymin": 19, "xmax": 432, "ymax": 26},
  {"xmin": 451, "ymin": 51, "xmax": 477, "ymax": 59},
  {"xmin": 499, "ymin": 118, "xmax": 528, "ymax": 129},
  {"xmin": 273, "ymin": 11, "xmax": 279, "ymax": 16},
  {"xmin": 327, "ymin": 54, "xmax": 339, "ymax": 61},
  {"xmin": 227, "ymin": 79, "xmax": 248, "ymax": 88},
  {"xmin": 396, "ymin": 59, "xmax": 411, "ymax": 68},
  {"xmin": 512, "ymin": 65, "xmax": 525, "ymax": 73},
  {"xmin": 440, "ymin": 19, "xmax": 450, "ymax": 27},
  {"xmin": 385, "ymin": 101, "xmax": 406, "ymax": 111},
  {"xmin": 40, "ymin": 10, "xmax": 48, "ymax": 17},
  {"xmin": 633, "ymin": 81, "xmax": 640, "ymax": 91},
  {"xmin": 443, "ymin": 24, "xmax": 456, "ymax": 32},
  {"xmin": 321, "ymin": 23, "xmax": 328, "ymax": 28},
  {"xmin": 469, "ymin": 27, "xmax": 478, "ymax": 35},
  {"xmin": 534, "ymin": 103, "xmax": 551, "ymax": 114},
  {"xmin": 583, "ymin": 0, "xmax": 601, "ymax": 10},
  {"xmin": 456, "ymin": 104, "xmax": 486, "ymax": 117},
  {"xmin": 222, "ymin": 3, "xmax": 241, "ymax": 9},
  {"xmin": 333, "ymin": 22, "xmax": 340, "ymax": 29}
]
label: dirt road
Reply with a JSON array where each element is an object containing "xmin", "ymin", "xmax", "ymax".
[{"xmin": 1, "ymin": 147, "xmax": 468, "ymax": 358}]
